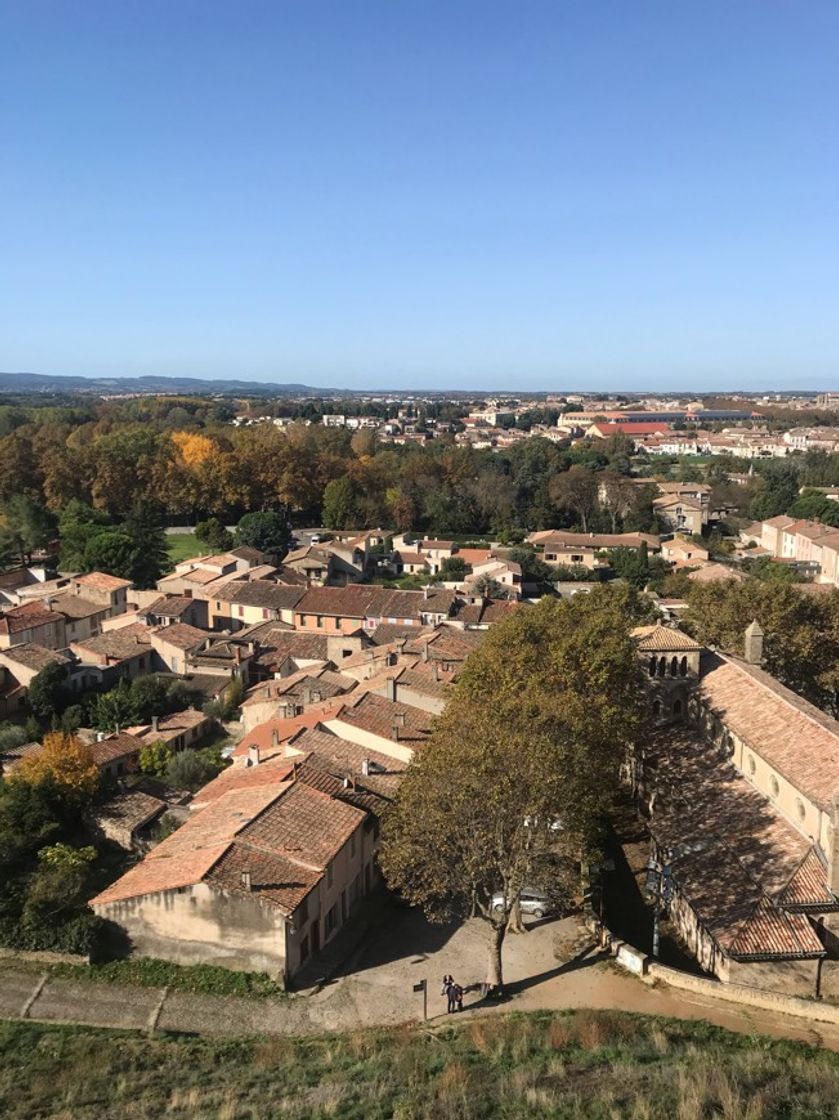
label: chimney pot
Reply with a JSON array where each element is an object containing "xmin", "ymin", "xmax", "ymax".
[
  {"xmin": 362, "ymin": 757, "xmax": 371, "ymax": 776},
  {"xmin": 271, "ymin": 729, "xmax": 279, "ymax": 747},
  {"xmin": 241, "ymin": 871, "xmax": 252, "ymax": 892}
]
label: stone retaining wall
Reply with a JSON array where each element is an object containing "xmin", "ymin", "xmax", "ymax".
[{"xmin": 605, "ymin": 931, "xmax": 839, "ymax": 1027}]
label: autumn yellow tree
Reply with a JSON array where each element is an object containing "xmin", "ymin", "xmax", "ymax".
[{"xmin": 14, "ymin": 732, "xmax": 100, "ymax": 799}]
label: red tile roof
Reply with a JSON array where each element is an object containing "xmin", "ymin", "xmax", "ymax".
[
  {"xmin": 151, "ymin": 623, "xmax": 208, "ymax": 650},
  {"xmin": 334, "ymin": 692, "xmax": 433, "ymax": 747},
  {"xmin": 90, "ymin": 786, "xmax": 285, "ymax": 905},
  {"xmin": 0, "ymin": 600, "xmax": 59, "ymax": 635},
  {"xmin": 74, "ymin": 572, "xmax": 133, "ymax": 591},
  {"xmin": 699, "ymin": 652, "xmax": 839, "ymax": 812}
]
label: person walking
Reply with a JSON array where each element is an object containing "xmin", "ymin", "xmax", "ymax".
[{"xmin": 445, "ymin": 977, "xmax": 458, "ymax": 1013}]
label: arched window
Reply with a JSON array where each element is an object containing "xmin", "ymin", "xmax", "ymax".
[
  {"xmin": 670, "ymin": 656, "xmax": 679, "ymax": 677},
  {"xmin": 796, "ymin": 798, "xmax": 806, "ymax": 822},
  {"xmin": 659, "ymin": 656, "xmax": 667, "ymax": 677},
  {"xmin": 673, "ymin": 698, "xmax": 683, "ymax": 717},
  {"xmin": 680, "ymin": 656, "xmax": 688, "ymax": 677},
  {"xmin": 652, "ymin": 699, "xmax": 662, "ymax": 716},
  {"xmin": 748, "ymin": 755, "xmax": 756, "ymax": 775},
  {"xmin": 770, "ymin": 775, "xmax": 780, "ymax": 798},
  {"xmin": 649, "ymin": 656, "xmax": 657, "ymax": 678}
]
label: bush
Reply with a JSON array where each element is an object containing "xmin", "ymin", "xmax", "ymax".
[{"xmin": 164, "ymin": 748, "xmax": 223, "ymax": 792}]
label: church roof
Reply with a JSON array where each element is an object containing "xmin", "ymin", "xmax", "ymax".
[{"xmin": 631, "ymin": 623, "xmax": 701, "ymax": 652}]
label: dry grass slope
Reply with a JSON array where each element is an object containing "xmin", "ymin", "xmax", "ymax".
[{"xmin": 2, "ymin": 1009, "xmax": 839, "ymax": 1119}]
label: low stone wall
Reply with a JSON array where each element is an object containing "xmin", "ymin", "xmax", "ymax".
[
  {"xmin": 0, "ymin": 946, "xmax": 89, "ymax": 967},
  {"xmin": 604, "ymin": 930, "xmax": 839, "ymax": 1028},
  {"xmin": 646, "ymin": 961, "xmax": 839, "ymax": 1027}
]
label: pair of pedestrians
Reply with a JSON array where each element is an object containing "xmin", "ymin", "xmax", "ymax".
[{"xmin": 441, "ymin": 974, "xmax": 464, "ymax": 1013}]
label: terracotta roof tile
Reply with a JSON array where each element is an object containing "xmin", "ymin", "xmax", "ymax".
[
  {"xmin": 238, "ymin": 780, "xmax": 365, "ymax": 870},
  {"xmin": 699, "ymin": 651, "xmax": 839, "ymax": 812},
  {"xmin": 90, "ymin": 786, "xmax": 285, "ymax": 905},
  {"xmin": 151, "ymin": 622, "xmax": 208, "ymax": 650},
  {"xmin": 631, "ymin": 623, "xmax": 701, "ymax": 651},
  {"xmin": 72, "ymin": 623, "xmax": 151, "ymax": 663},
  {"xmin": 335, "ymin": 692, "xmax": 433, "ymax": 746},
  {"xmin": 74, "ymin": 571, "xmax": 133, "ymax": 591}
]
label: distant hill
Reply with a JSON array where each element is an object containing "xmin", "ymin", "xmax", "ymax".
[{"xmin": 0, "ymin": 372, "xmax": 336, "ymax": 397}]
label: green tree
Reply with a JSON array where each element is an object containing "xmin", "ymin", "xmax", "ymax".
[
  {"xmin": 57, "ymin": 501, "xmax": 109, "ymax": 571},
  {"xmin": 507, "ymin": 547, "xmax": 554, "ymax": 586},
  {"xmin": 685, "ymin": 580, "xmax": 834, "ymax": 711},
  {"xmin": 83, "ymin": 530, "xmax": 138, "ymax": 581},
  {"xmin": 22, "ymin": 843, "xmax": 96, "ymax": 929},
  {"xmin": 28, "ymin": 661, "xmax": 70, "ymax": 722},
  {"xmin": 139, "ymin": 739, "xmax": 174, "ymax": 778},
  {"xmin": 129, "ymin": 675, "xmax": 171, "ymax": 723},
  {"xmin": 123, "ymin": 502, "xmax": 170, "ymax": 587},
  {"xmin": 1, "ymin": 495, "xmax": 55, "ymax": 567},
  {"xmin": 194, "ymin": 517, "xmax": 234, "ymax": 553},
  {"xmin": 439, "ymin": 556, "xmax": 468, "ymax": 580},
  {"xmin": 321, "ymin": 477, "xmax": 359, "ymax": 529},
  {"xmin": 235, "ymin": 509, "xmax": 292, "ymax": 561},
  {"xmin": 165, "ymin": 749, "xmax": 222, "ymax": 792},
  {"xmin": 381, "ymin": 592, "xmax": 647, "ymax": 988},
  {"xmin": 548, "ymin": 467, "xmax": 599, "ymax": 531},
  {"xmin": 91, "ymin": 679, "xmax": 136, "ymax": 733}
]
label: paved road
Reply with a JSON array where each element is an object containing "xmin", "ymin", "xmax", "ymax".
[{"xmin": 2, "ymin": 912, "xmax": 839, "ymax": 1049}]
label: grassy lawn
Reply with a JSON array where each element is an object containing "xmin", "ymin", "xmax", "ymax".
[
  {"xmin": 2, "ymin": 1010, "xmax": 839, "ymax": 1119},
  {"xmin": 166, "ymin": 532, "xmax": 205, "ymax": 564}
]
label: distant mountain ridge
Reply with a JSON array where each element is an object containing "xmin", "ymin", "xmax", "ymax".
[{"xmin": 0, "ymin": 371, "xmax": 337, "ymax": 396}]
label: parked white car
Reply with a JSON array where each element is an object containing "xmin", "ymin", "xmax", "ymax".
[{"xmin": 491, "ymin": 888, "xmax": 553, "ymax": 918}]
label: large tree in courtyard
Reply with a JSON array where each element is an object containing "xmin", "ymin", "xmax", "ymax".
[{"xmin": 380, "ymin": 589, "xmax": 648, "ymax": 989}]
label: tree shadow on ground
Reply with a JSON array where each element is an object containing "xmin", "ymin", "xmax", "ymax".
[
  {"xmin": 334, "ymin": 901, "xmax": 461, "ymax": 978},
  {"xmin": 503, "ymin": 941, "xmax": 608, "ymax": 997}
]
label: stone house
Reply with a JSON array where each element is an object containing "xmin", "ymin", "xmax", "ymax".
[
  {"xmin": 208, "ymin": 582, "xmax": 306, "ymax": 631},
  {"xmin": 90, "ymin": 779, "xmax": 376, "ymax": 983}
]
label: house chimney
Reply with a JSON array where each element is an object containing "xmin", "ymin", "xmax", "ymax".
[
  {"xmin": 241, "ymin": 871, "xmax": 252, "ymax": 892},
  {"xmin": 362, "ymin": 758, "xmax": 371, "ymax": 776},
  {"xmin": 247, "ymin": 744, "xmax": 260, "ymax": 767},
  {"xmin": 151, "ymin": 715, "xmax": 159, "ymax": 734},
  {"xmin": 394, "ymin": 711, "xmax": 406, "ymax": 728},
  {"xmin": 744, "ymin": 620, "xmax": 764, "ymax": 665},
  {"xmin": 234, "ymin": 646, "xmax": 242, "ymax": 664},
  {"xmin": 432, "ymin": 661, "xmax": 439, "ymax": 682},
  {"xmin": 392, "ymin": 723, "xmax": 400, "ymax": 742},
  {"xmin": 271, "ymin": 728, "xmax": 279, "ymax": 747},
  {"xmin": 386, "ymin": 677, "xmax": 397, "ymax": 702},
  {"xmin": 423, "ymin": 585, "xmax": 430, "ymax": 600}
]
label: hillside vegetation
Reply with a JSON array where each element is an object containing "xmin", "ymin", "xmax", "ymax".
[{"xmin": 2, "ymin": 1010, "xmax": 839, "ymax": 1119}]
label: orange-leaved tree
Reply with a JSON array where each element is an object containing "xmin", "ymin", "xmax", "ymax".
[{"xmin": 14, "ymin": 732, "xmax": 100, "ymax": 800}]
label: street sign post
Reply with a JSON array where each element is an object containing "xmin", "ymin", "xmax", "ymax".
[{"xmin": 412, "ymin": 978, "xmax": 427, "ymax": 1020}]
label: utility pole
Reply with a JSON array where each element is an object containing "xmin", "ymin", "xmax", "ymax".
[{"xmin": 645, "ymin": 853, "xmax": 672, "ymax": 960}]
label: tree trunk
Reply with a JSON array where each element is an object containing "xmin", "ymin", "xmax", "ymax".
[
  {"xmin": 486, "ymin": 920, "xmax": 506, "ymax": 989},
  {"xmin": 507, "ymin": 898, "xmax": 525, "ymax": 933}
]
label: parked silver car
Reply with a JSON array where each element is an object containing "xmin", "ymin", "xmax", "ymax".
[{"xmin": 491, "ymin": 888, "xmax": 552, "ymax": 918}]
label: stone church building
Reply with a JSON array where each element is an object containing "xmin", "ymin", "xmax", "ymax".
[{"xmin": 632, "ymin": 620, "xmax": 839, "ymax": 995}]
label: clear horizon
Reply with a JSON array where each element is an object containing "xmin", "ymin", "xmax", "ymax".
[{"xmin": 2, "ymin": 1, "xmax": 838, "ymax": 390}]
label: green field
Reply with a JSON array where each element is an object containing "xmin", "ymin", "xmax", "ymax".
[
  {"xmin": 166, "ymin": 532, "xmax": 205, "ymax": 564},
  {"xmin": 2, "ymin": 1010, "xmax": 838, "ymax": 1119}
]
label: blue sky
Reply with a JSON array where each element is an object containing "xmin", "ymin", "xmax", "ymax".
[{"xmin": 1, "ymin": 1, "xmax": 838, "ymax": 391}]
